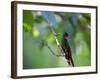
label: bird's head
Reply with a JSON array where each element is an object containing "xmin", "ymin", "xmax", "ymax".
[{"xmin": 63, "ymin": 32, "xmax": 69, "ymax": 40}]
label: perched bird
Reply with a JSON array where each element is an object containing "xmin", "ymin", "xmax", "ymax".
[{"xmin": 61, "ymin": 32, "xmax": 74, "ymax": 67}]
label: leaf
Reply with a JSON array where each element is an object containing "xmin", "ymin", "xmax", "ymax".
[
  {"xmin": 34, "ymin": 16, "xmax": 44, "ymax": 23},
  {"xmin": 32, "ymin": 27, "xmax": 39, "ymax": 37},
  {"xmin": 23, "ymin": 10, "xmax": 34, "ymax": 32},
  {"xmin": 82, "ymin": 13, "xmax": 91, "ymax": 23},
  {"xmin": 23, "ymin": 23, "xmax": 32, "ymax": 32}
]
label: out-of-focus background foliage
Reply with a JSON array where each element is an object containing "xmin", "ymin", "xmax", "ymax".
[{"xmin": 23, "ymin": 10, "xmax": 91, "ymax": 69}]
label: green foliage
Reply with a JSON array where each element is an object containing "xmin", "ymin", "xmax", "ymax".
[
  {"xmin": 23, "ymin": 10, "xmax": 34, "ymax": 32},
  {"xmin": 23, "ymin": 10, "xmax": 91, "ymax": 69},
  {"xmin": 34, "ymin": 16, "xmax": 44, "ymax": 23}
]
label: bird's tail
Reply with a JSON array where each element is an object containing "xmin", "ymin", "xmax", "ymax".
[
  {"xmin": 67, "ymin": 59, "xmax": 74, "ymax": 67},
  {"xmin": 70, "ymin": 58, "xmax": 74, "ymax": 67}
]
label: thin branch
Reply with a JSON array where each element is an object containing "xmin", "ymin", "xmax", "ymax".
[
  {"xmin": 48, "ymin": 23, "xmax": 65, "ymax": 56},
  {"xmin": 40, "ymin": 38, "xmax": 65, "ymax": 57},
  {"xmin": 45, "ymin": 43, "xmax": 65, "ymax": 57}
]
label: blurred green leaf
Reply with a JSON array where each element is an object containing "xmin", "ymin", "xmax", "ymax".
[
  {"xmin": 23, "ymin": 23, "xmax": 32, "ymax": 32},
  {"xmin": 23, "ymin": 10, "xmax": 34, "ymax": 32},
  {"xmin": 34, "ymin": 16, "xmax": 44, "ymax": 23}
]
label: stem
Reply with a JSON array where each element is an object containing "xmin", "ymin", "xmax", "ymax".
[
  {"xmin": 48, "ymin": 23, "xmax": 65, "ymax": 55},
  {"xmin": 46, "ymin": 43, "xmax": 65, "ymax": 57},
  {"xmin": 40, "ymin": 38, "xmax": 64, "ymax": 57}
]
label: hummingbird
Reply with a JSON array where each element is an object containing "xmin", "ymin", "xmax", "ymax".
[{"xmin": 61, "ymin": 32, "xmax": 74, "ymax": 67}]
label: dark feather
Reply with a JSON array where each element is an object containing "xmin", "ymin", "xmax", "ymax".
[{"xmin": 61, "ymin": 32, "xmax": 74, "ymax": 66}]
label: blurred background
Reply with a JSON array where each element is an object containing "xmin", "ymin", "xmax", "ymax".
[{"xmin": 23, "ymin": 10, "xmax": 91, "ymax": 69}]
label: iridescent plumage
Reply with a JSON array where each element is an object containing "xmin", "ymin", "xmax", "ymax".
[{"xmin": 61, "ymin": 32, "xmax": 74, "ymax": 66}]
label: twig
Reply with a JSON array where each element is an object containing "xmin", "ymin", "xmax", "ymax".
[
  {"xmin": 40, "ymin": 38, "xmax": 65, "ymax": 57},
  {"xmin": 46, "ymin": 43, "xmax": 65, "ymax": 57},
  {"xmin": 48, "ymin": 23, "xmax": 65, "ymax": 56}
]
